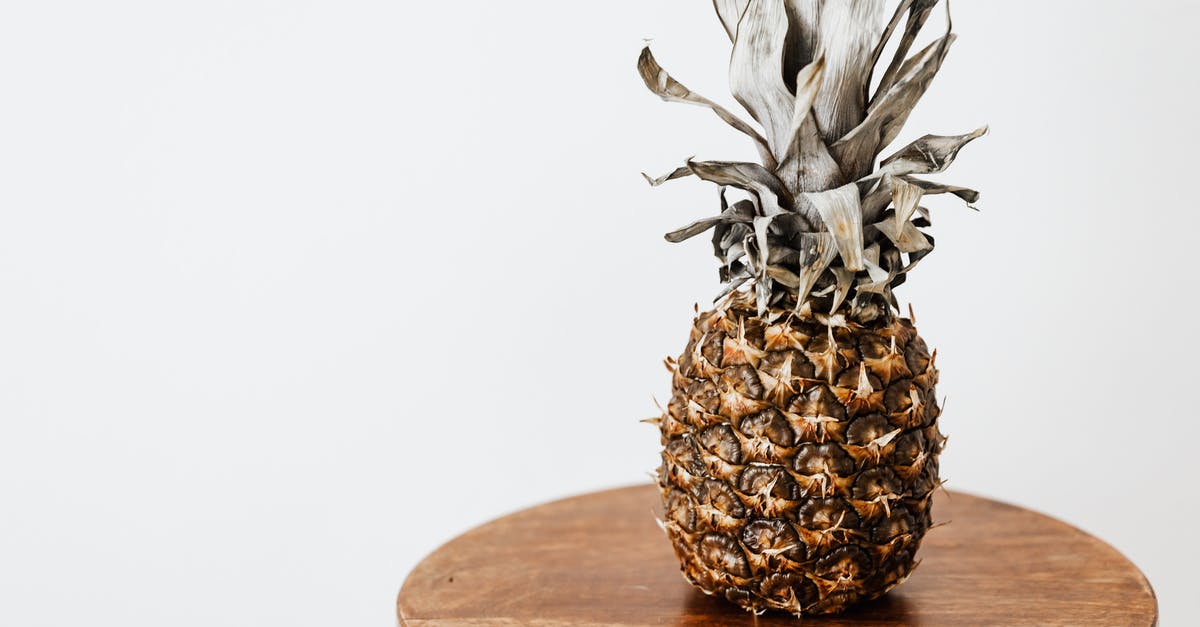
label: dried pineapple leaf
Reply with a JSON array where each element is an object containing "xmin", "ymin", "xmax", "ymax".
[
  {"xmin": 724, "ymin": 198, "xmax": 758, "ymax": 223},
  {"xmin": 872, "ymin": 0, "xmax": 939, "ymax": 100},
  {"xmin": 873, "ymin": 218, "xmax": 931, "ymax": 253},
  {"xmin": 783, "ymin": 0, "xmax": 822, "ymax": 88},
  {"xmin": 665, "ymin": 216, "xmax": 726, "ymax": 243},
  {"xmin": 794, "ymin": 232, "xmax": 838, "ymax": 310},
  {"xmin": 642, "ymin": 165, "xmax": 693, "ymax": 187},
  {"xmin": 687, "ymin": 160, "xmax": 792, "ymax": 216},
  {"xmin": 905, "ymin": 176, "xmax": 981, "ymax": 206},
  {"xmin": 766, "ymin": 266, "xmax": 801, "ymax": 288},
  {"xmin": 812, "ymin": 0, "xmax": 885, "ymax": 144},
  {"xmin": 804, "ymin": 183, "xmax": 866, "ymax": 271},
  {"xmin": 868, "ymin": 0, "xmax": 915, "ymax": 76},
  {"xmin": 668, "ymin": 199, "xmax": 757, "ymax": 244},
  {"xmin": 729, "ymin": 0, "xmax": 795, "ymax": 162},
  {"xmin": 901, "ymin": 236, "xmax": 936, "ymax": 274},
  {"xmin": 857, "ymin": 174, "xmax": 894, "ymax": 224},
  {"xmin": 713, "ymin": 0, "xmax": 751, "ymax": 41},
  {"xmin": 775, "ymin": 57, "xmax": 844, "ymax": 198},
  {"xmin": 829, "ymin": 266, "xmax": 857, "ymax": 314},
  {"xmin": 890, "ymin": 176, "xmax": 924, "ymax": 223},
  {"xmin": 862, "ymin": 242, "xmax": 882, "ymax": 269},
  {"xmin": 753, "ymin": 215, "xmax": 775, "ymax": 278},
  {"xmin": 879, "ymin": 126, "xmax": 987, "ymax": 177},
  {"xmin": 742, "ymin": 231, "xmax": 760, "ymax": 268},
  {"xmin": 857, "ymin": 255, "xmax": 894, "ymax": 295},
  {"xmin": 874, "ymin": 8, "xmax": 953, "ymax": 150},
  {"xmin": 785, "ymin": 56, "xmax": 826, "ymax": 160},
  {"xmin": 715, "ymin": 269, "xmax": 753, "ymax": 301},
  {"xmin": 755, "ymin": 275, "xmax": 774, "ymax": 315},
  {"xmin": 831, "ymin": 31, "xmax": 954, "ymax": 180},
  {"xmin": 637, "ymin": 47, "xmax": 776, "ymax": 168},
  {"xmin": 778, "ymin": 110, "xmax": 845, "ymax": 202}
]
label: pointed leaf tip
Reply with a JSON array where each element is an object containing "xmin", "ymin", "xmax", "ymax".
[
  {"xmin": 643, "ymin": 165, "xmax": 693, "ymax": 187},
  {"xmin": 636, "ymin": 46, "xmax": 776, "ymax": 168},
  {"xmin": 879, "ymin": 126, "xmax": 987, "ymax": 177}
]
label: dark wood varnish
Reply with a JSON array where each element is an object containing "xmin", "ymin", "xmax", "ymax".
[{"xmin": 397, "ymin": 485, "xmax": 1156, "ymax": 626}]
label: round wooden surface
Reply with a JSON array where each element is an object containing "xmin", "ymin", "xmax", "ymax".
[{"xmin": 397, "ymin": 485, "xmax": 1156, "ymax": 626}]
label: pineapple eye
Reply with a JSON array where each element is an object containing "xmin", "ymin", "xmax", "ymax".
[
  {"xmin": 814, "ymin": 546, "xmax": 874, "ymax": 581},
  {"xmin": 738, "ymin": 464, "xmax": 798, "ymax": 500},
  {"xmin": 871, "ymin": 506, "xmax": 916, "ymax": 543},
  {"xmin": 663, "ymin": 435, "xmax": 704, "ymax": 477},
  {"xmin": 846, "ymin": 414, "xmax": 891, "ymax": 446},
  {"xmin": 760, "ymin": 573, "xmax": 818, "ymax": 607},
  {"xmin": 797, "ymin": 497, "xmax": 860, "ymax": 531},
  {"xmin": 793, "ymin": 442, "xmax": 855, "ymax": 477},
  {"xmin": 892, "ymin": 430, "xmax": 927, "ymax": 466},
  {"xmin": 699, "ymin": 424, "xmax": 744, "ymax": 465},
  {"xmin": 697, "ymin": 533, "xmax": 751, "ymax": 578},
  {"xmin": 741, "ymin": 519, "xmax": 805, "ymax": 560},
  {"xmin": 685, "ymin": 379, "xmax": 722, "ymax": 414},
  {"xmin": 664, "ymin": 488, "xmax": 698, "ymax": 533},
  {"xmin": 740, "ymin": 409, "xmax": 797, "ymax": 447},
  {"xmin": 853, "ymin": 467, "xmax": 902, "ymax": 500},
  {"xmin": 694, "ymin": 479, "xmax": 747, "ymax": 518}
]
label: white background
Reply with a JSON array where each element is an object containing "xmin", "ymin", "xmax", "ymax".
[{"xmin": 1, "ymin": 1, "xmax": 1196, "ymax": 625}]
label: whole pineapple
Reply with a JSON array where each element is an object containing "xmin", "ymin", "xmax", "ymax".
[{"xmin": 640, "ymin": 0, "xmax": 983, "ymax": 616}]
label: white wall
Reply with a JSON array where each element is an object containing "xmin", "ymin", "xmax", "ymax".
[{"xmin": 1, "ymin": 1, "xmax": 1195, "ymax": 625}]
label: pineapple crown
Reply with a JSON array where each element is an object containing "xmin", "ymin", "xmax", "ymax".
[{"xmin": 639, "ymin": 0, "xmax": 984, "ymax": 317}]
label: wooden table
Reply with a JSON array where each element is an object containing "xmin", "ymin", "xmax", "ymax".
[{"xmin": 397, "ymin": 485, "xmax": 1156, "ymax": 626}]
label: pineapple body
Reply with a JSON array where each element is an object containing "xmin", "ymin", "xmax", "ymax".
[{"xmin": 658, "ymin": 295, "xmax": 944, "ymax": 615}]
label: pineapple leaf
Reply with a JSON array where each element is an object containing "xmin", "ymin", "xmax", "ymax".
[
  {"xmin": 782, "ymin": 0, "xmax": 822, "ymax": 88},
  {"xmin": 792, "ymin": 114, "xmax": 846, "ymax": 195},
  {"xmin": 755, "ymin": 276, "xmax": 774, "ymax": 315},
  {"xmin": 873, "ymin": 10, "xmax": 953, "ymax": 149},
  {"xmin": 878, "ymin": 126, "xmax": 987, "ymax": 177},
  {"xmin": 666, "ymin": 199, "xmax": 756, "ymax": 244},
  {"xmin": 856, "ymin": 245, "xmax": 895, "ymax": 294},
  {"xmin": 793, "ymin": 232, "xmax": 839, "ymax": 310},
  {"xmin": 872, "ymin": 0, "xmax": 940, "ymax": 101},
  {"xmin": 714, "ymin": 268, "xmax": 753, "ymax": 301},
  {"xmin": 904, "ymin": 176, "xmax": 980, "ymax": 206},
  {"xmin": 785, "ymin": 56, "xmax": 826, "ymax": 157},
  {"xmin": 890, "ymin": 177, "xmax": 924, "ymax": 224},
  {"xmin": 775, "ymin": 57, "xmax": 846, "ymax": 197},
  {"xmin": 766, "ymin": 264, "xmax": 802, "ymax": 288},
  {"xmin": 686, "ymin": 160, "xmax": 792, "ymax": 217},
  {"xmin": 665, "ymin": 216, "xmax": 727, "ymax": 243},
  {"xmin": 713, "ymin": 0, "xmax": 751, "ymax": 42},
  {"xmin": 829, "ymin": 266, "xmax": 857, "ymax": 313},
  {"xmin": 812, "ymin": 0, "xmax": 885, "ymax": 143},
  {"xmin": 643, "ymin": 165, "xmax": 693, "ymax": 187},
  {"xmin": 752, "ymin": 214, "xmax": 780, "ymax": 284},
  {"xmin": 637, "ymin": 47, "xmax": 777, "ymax": 168},
  {"xmin": 729, "ymin": 0, "xmax": 795, "ymax": 163},
  {"xmin": 873, "ymin": 218, "xmax": 932, "ymax": 253},
  {"xmin": 831, "ymin": 30, "xmax": 954, "ymax": 180},
  {"xmin": 804, "ymin": 183, "xmax": 866, "ymax": 271},
  {"xmin": 868, "ymin": 0, "xmax": 915, "ymax": 80}
]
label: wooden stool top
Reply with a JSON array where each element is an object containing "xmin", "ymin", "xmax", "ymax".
[{"xmin": 398, "ymin": 485, "xmax": 1156, "ymax": 626}]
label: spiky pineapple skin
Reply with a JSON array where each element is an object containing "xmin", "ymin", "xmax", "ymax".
[{"xmin": 658, "ymin": 296, "xmax": 945, "ymax": 616}]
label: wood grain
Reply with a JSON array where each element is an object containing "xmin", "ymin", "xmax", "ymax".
[{"xmin": 397, "ymin": 485, "xmax": 1156, "ymax": 626}]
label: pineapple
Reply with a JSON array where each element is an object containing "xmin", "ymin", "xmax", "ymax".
[{"xmin": 639, "ymin": 0, "xmax": 983, "ymax": 616}]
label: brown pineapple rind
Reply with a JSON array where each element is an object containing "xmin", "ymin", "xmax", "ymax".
[{"xmin": 658, "ymin": 295, "xmax": 945, "ymax": 616}]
